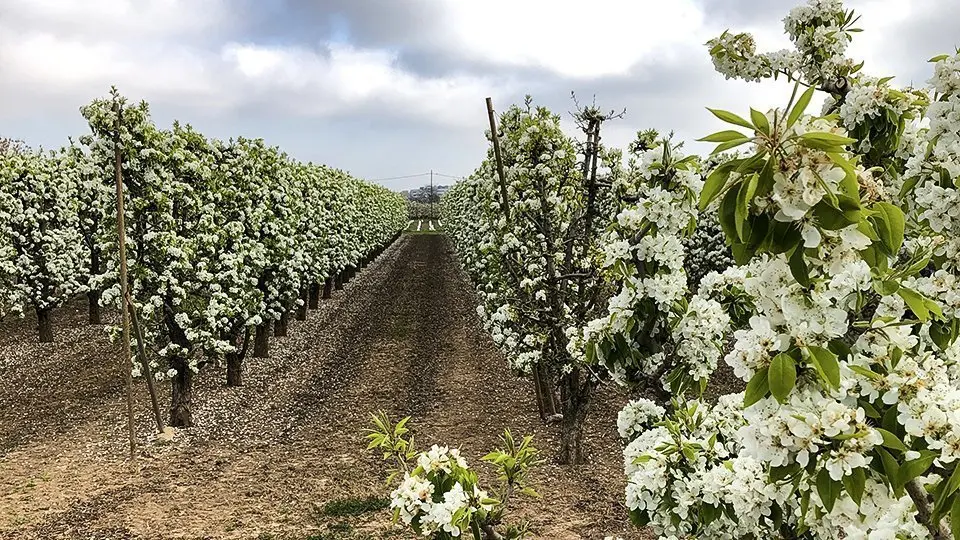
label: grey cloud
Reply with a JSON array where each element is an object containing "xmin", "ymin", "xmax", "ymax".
[{"xmin": 694, "ymin": 0, "xmax": 798, "ymax": 26}]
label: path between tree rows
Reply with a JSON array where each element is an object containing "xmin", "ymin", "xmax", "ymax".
[{"xmin": 0, "ymin": 234, "xmax": 639, "ymax": 540}]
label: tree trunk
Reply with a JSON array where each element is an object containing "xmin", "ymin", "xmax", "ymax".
[
  {"xmin": 532, "ymin": 363, "xmax": 559, "ymax": 421},
  {"xmin": 88, "ymin": 248, "xmax": 102, "ymax": 325},
  {"xmin": 309, "ymin": 283, "xmax": 321, "ymax": 309},
  {"xmin": 169, "ymin": 359, "xmax": 194, "ymax": 427},
  {"xmin": 335, "ymin": 272, "xmax": 344, "ymax": 290},
  {"xmin": 296, "ymin": 288, "xmax": 308, "ymax": 321},
  {"xmin": 274, "ymin": 311, "xmax": 289, "ymax": 337},
  {"xmin": 253, "ymin": 321, "xmax": 270, "ymax": 358},
  {"xmin": 36, "ymin": 307, "xmax": 53, "ymax": 343},
  {"xmin": 87, "ymin": 289, "xmax": 102, "ymax": 324},
  {"xmin": 226, "ymin": 350, "xmax": 243, "ymax": 387},
  {"xmin": 559, "ymin": 369, "xmax": 593, "ymax": 465},
  {"xmin": 322, "ymin": 277, "xmax": 333, "ymax": 299}
]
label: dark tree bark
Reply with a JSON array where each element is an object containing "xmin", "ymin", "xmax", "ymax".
[
  {"xmin": 559, "ymin": 368, "xmax": 593, "ymax": 465},
  {"xmin": 274, "ymin": 311, "xmax": 289, "ymax": 337},
  {"xmin": 335, "ymin": 272, "xmax": 344, "ymax": 290},
  {"xmin": 169, "ymin": 358, "xmax": 194, "ymax": 427},
  {"xmin": 226, "ymin": 350, "xmax": 243, "ymax": 387},
  {"xmin": 308, "ymin": 282, "xmax": 321, "ymax": 309},
  {"xmin": 87, "ymin": 289, "xmax": 102, "ymax": 324},
  {"xmin": 322, "ymin": 277, "xmax": 333, "ymax": 299},
  {"xmin": 296, "ymin": 288, "xmax": 308, "ymax": 321},
  {"xmin": 87, "ymin": 248, "xmax": 102, "ymax": 324},
  {"xmin": 253, "ymin": 321, "xmax": 271, "ymax": 358},
  {"xmin": 225, "ymin": 326, "xmax": 249, "ymax": 387},
  {"xmin": 36, "ymin": 306, "xmax": 53, "ymax": 343}
]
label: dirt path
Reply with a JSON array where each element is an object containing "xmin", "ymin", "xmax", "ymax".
[{"xmin": 0, "ymin": 234, "xmax": 638, "ymax": 540}]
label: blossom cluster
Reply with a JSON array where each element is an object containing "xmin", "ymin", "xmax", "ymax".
[{"xmin": 390, "ymin": 445, "xmax": 494, "ymax": 538}]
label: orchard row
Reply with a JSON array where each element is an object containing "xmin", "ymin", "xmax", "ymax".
[{"xmin": 0, "ymin": 88, "xmax": 407, "ymax": 427}]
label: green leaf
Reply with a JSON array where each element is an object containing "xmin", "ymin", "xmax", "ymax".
[
  {"xmin": 711, "ymin": 137, "xmax": 753, "ymax": 155},
  {"xmin": 735, "ymin": 174, "xmax": 758, "ymax": 241},
  {"xmin": 898, "ymin": 287, "xmax": 931, "ymax": 322},
  {"xmin": 807, "ymin": 346, "xmax": 840, "ymax": 389},
  {"xmin": 788, "ymin": 86, "xmax": 816, "ymax": 128},
  {"xmin": 874, "ymin": 279, "xmax": 900, "ymax": 296},
  {"xmin": 770, "ymin": 463, "xmax": 801, "ymax": 482},
  {"xmin": 751, "ymin": 108, "xmax": 770, "ymax": 135},
  {"xmin": 768, "ymin": 353, "xmax": 797, "ymax": 404},
  {"xmin": 813, "ymin": 201, "xmax": 857, "ymax": 230},
  {"xmin": 929, "ymin": 319, "xmax": 957, "ymax": 351},
  {"xmin": 930, "ymin": 54, "xmax": 950, "ymax": 63},
  {"xmin": 849, "ymin": 365, "xmax": 882, "ymax": 381},
  {"xmin": 744, "ymin": 367, "xmax": 770, "ymax": 408},
  {"xmin": 878, "ymin": 448, "xmax": 903, "ymax": 495},
  {"xmin": 789, "ymin": 245, "xmax": 811, "ymax": 288},
  {"xmin": 718, "ymin": 186, "xmax": 740, "ymax": 242},
  {"xmin": 816, "ymin": 468, "xmax": 841, "ymax": 513},
  {"xmin": 707, "ymin": 108, "xmax": 755, "ymax": 130},
  {"xmin": 898, "ymin": 453, "xmax": 937, "ymax": 487},
  {"xmin": 936, "ymin": 465, "xmax": 960, "ymax": 514},
  {"xmin": 875, "ymin": 428, "xmax": 908, "ymax": 452},
  {"xmin": 952, "ymin": 495, "xmax": 960, "ymax": 540},
  {"xmin": 700, "ymin": 165, "xmax": 734, "ymax": 211},
  {"xmin": 798, "ymin": 131, "xmax": 857, "ymax": 150},
  {"xmin": 767, "ymin": 220, "xmax": 802, "ymax": 254},
  {"xmin": 873, "ymin": 202, "xmax": 905, "ymax": 254},
  {"xmin": 699, "ymin": 130, "xmax": 748, "ymax": 143},
  {"xmin": 843, "ymin": 468, "xmax": 866, "ymax": 506}
]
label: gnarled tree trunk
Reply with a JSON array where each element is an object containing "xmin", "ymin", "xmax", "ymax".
[
  {"xmin": 274, "ymin": 311, "xmax": 289, "ymax": 337},
  {"xmin": 169, "ymin": 358, "xmax": 194, "ymax": 427},
  {"xmin": 322, "ymin": 277, "xmax": 333, "ymax": 299},
  {"xmin": 253, "ymin": 321, "xmax": 270, "ymax": 358},
  {"xmin": 87, "ymin": 289, "xmax": 101, "ymax": 324},
  {"xmin": 226, "ymin": 350, "xmax": 243, "ymax": 387},
  {"xmin": 559, "ymin": 368, "xmax": 593, "ymax": 465},
  {"xmin": 225, "ymin": 326, "xmax": 249, "ymax": 387},
  {"xmin": 308, "ymin": 283, "xmax": 320, "ymax": 309},
  {"xmin": 88, "ymin": 249, "xmax": 102, "ymax": 324},
  {"xmin": 36, "ymin": 306, "xmax": 53, "ymax": 343},
  {"xmin": 296, "ymin": 288, "xmax": 309, "ymax": 321}
]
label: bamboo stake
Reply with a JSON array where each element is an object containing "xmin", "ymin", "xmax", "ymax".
[{"xmin": 113, "ymin": 96, "xmax": 137, "ymax": 459}]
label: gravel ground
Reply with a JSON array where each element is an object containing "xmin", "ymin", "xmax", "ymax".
[{"xmin": 0, "ymin": 233, "xmax": 644, "ymax": 540}]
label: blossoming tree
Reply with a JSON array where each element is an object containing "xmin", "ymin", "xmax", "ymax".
[
  {"xmin": 0, "ymin": 148, "xmax": 87, "ymax": 341},
  {"xmin": 621, "ymin": 1, "xmax": 960, "ymax": 538}
]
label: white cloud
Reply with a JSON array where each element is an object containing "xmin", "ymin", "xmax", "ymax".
[
  {"xmin": 429, "ymin": 0, "xmax": 708, "ymax": 78},
  {"xmin": 221, "ymin": 42, "xmax": 503, "ymax": 126}
]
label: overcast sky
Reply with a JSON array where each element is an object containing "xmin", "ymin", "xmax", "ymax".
[{"xmin": 1, "ymin": 0, "xmax": 957, "ymax": 191}]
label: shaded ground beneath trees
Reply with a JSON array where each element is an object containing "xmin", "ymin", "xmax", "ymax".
[{"xmin": 0, "ymin": 234, "xmax": 642, "ymax": 540}]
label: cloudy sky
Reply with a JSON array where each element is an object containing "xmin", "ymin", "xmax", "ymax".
[{"xmin": 1, "ymin": 0, "xmax": 957, "ymax": 191}]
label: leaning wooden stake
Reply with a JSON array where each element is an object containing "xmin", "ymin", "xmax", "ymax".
[
  {"xmin": 113, "ymin": 97, "xmax": 137, "ymax": 459},
  {"xmin": 126, "ymin": 292, "xmax": 165, "ymax": 432}
]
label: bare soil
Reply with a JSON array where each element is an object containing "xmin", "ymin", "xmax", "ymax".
[{"xmin": 0, "ymin": 234, "xmax": 642, "ymax": 540}]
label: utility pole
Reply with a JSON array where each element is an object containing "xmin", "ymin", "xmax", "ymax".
[{"xmin": 430, "ymin": 169, "xmax": 434, "ymax": 220}]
